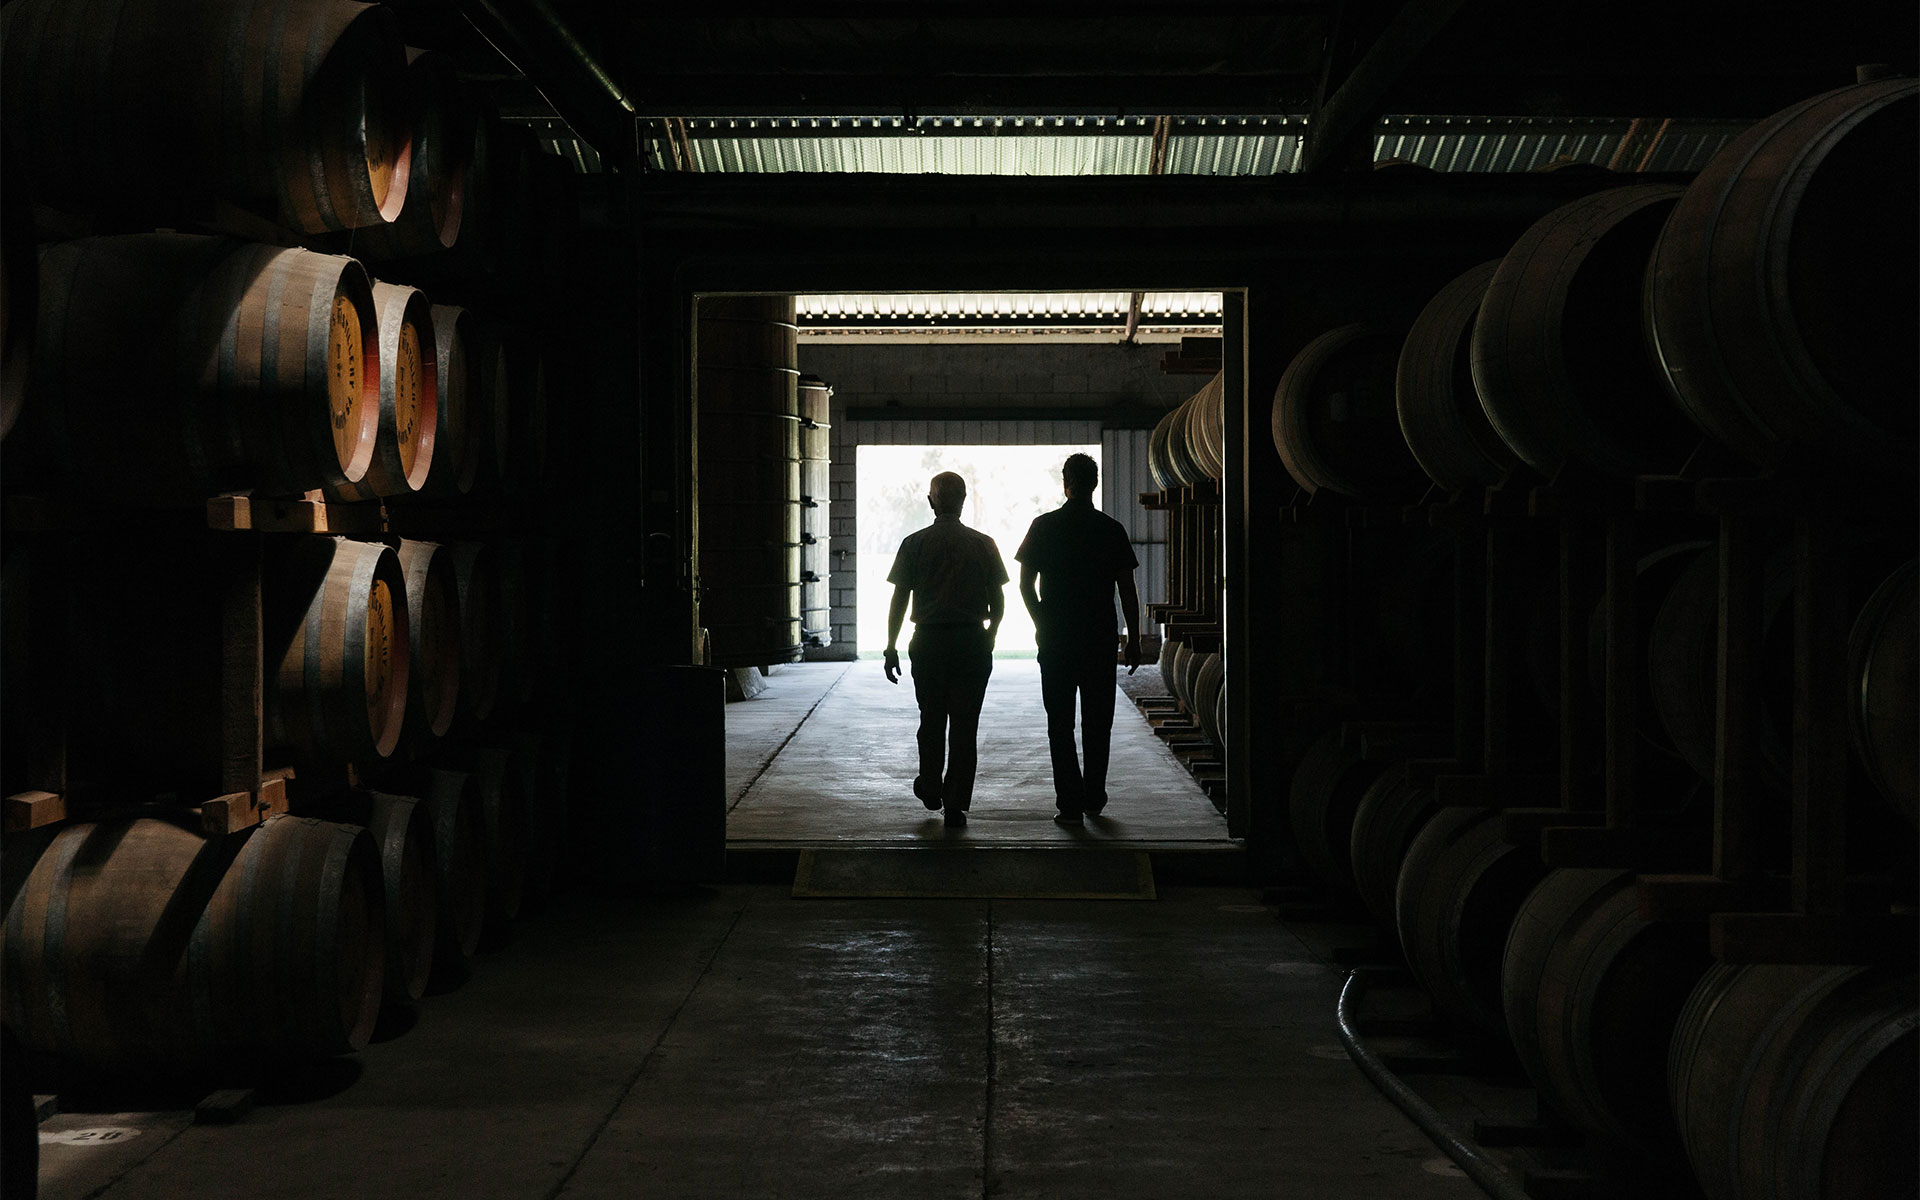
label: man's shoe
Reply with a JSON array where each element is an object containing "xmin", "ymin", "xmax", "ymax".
[
  {"xmin": 1084, "ymin": 794, "xmax": 1108, "ymax": 817},
  {"xmin": 914, "ymin": 776, "xmax": 943, "ymax": 811},
  {"xmin": 945, "ymin": 809, "xmax": 968, "ymax": 828},
  {"xmin": 1052, "ymin": 811, "xmax": 1084, "ymax": 826}
]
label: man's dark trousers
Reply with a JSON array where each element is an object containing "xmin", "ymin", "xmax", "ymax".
[
  {"xmin": 909, "ymin": 624, "xmax": 993, "ymax": 812},
  {"xmin": 1039, "ymin": 639, "xmax": 1117, "ymax": 816}
]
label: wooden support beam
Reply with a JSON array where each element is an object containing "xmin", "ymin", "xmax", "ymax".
[
  {"xmin": 1792, "ymin": 515, "xmax": 1849, "ymax": 916},
  {"xmin": 1299, "ymin": 0, "xmax": 1470, "ymax": 175},
  {"xmin": 1713, "ymin": 514, "xmax": 1765, "ymax": 882},
  {"xmin": 1222, "ymin": 291, "xmax": 1251, "ymax": 839},
  {"xmin": 217, "ymin": 533, "xmax": 264, "ymax": 798}
]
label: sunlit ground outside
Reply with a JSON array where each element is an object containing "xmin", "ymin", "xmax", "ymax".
[{"xmin": 858, "ymin": 444, "xmax": 1102, "ymax": 655}]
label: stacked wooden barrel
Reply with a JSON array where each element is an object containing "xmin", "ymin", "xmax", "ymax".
[
  {"xmin": 0, "ymin": 0, "xmax": 582, "ymax": 1092},
  {"xmin": 697, "ymin": 296, "xmax": 807, "ymax": 669},
  {"xmin": 1142, "ymin": 371, "xmax": 1228, "ymax": 803},
  {"xmin": 1239, "ymin": 79, "xmax": 1917, "ymax": 1196}
]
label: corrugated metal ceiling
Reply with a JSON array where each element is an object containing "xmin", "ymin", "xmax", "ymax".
[
  {"xmin": 621, "ymin": 114, "xmax": 1748, "ymax": 176},
  {"xmin": 797, "ymin": 292, "xmax": 1223, "ymax": 340}
]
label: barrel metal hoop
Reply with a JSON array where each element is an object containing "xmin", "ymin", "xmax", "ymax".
[{"xmin": 38, "ymin": 827, "xmax": 87, "ymax": 1056}]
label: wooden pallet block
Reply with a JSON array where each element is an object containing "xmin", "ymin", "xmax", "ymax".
[
  {"xmin": 4, "ymin": 790, "xmax": 66, "ymax": 833},
  {"xmin": 195, "ymin": 769, "xmax": 293, "ymax": 836},
  {"xmin": 207, "ymin": 492, "xmax": 387, "ymax": 535}
]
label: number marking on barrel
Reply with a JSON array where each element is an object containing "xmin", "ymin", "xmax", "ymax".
[
  {"xmin": 329, "ymin": 296, "xmax": 363, "ymax": 465},
  {"xmin": 395, "ymin": 320, "xmax": 422, "ymax": 476},
  {"xmin": 366, "ymin": 579, "xmax": 396, "ymax": 729}
]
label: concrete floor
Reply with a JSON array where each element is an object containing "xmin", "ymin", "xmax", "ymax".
[
  {"xmin": 725, "ymin": 660, "xmax": 1229, "ymax": 849},
  {"xmin": 31, "ymin": 663, "xmax": 1508, "ymax": 1200}
]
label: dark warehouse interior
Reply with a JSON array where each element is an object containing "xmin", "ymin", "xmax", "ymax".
[{"xmin": 0, "ymin": 3, "xmax": 1916, "ymax": 1198}]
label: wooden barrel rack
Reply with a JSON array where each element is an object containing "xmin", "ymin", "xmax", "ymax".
[{"xmin": 0, "ymin": 0, "xmax": 588, "ymax": 1102}]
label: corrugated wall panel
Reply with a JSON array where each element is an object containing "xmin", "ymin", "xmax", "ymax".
[{"xmin": 1102, "ymin": 427, "xmax": 1168, "ymax": 607}]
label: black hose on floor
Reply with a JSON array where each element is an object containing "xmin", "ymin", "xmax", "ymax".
[{"xmin": 1336, "ymin": 970, "xmax": 1530, "ymax": 1200}]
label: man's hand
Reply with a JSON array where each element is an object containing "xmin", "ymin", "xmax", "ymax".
[
  {"xmin": 1124, "ymin": 633, "xmax": 1142, "ymax": 675},
  {"xmin": 884, "ymin": 647, "xmax": 901, "ymax": 684}
]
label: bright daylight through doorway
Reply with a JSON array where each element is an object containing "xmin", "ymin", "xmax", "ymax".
[{"xmin": 857, "ymin": 444, "xmax": 1102, "ymax": 655}]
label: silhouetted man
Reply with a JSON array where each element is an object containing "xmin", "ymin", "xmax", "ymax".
[
  {"xmin": 1016, "ymin": 453, "xmax": 1141, "ymax": 825},
  {"xmin": 884, "ymin": 471, "xmax": 1008, "ymax": 828}
]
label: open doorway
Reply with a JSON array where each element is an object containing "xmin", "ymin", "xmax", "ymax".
[
  {"xmin": 707, "ymin": 288, "xmax": 1229, "ymax": 850},
  {"xmin": 856, "ymin": 443, "xmax": 1101, "ymax": 655}
]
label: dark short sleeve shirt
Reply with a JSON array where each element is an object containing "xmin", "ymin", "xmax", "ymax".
[
  {"xmin": 888, "ymin": 515, "xmax": 1009, "ymax": 627},
  {"xmin": 1015, "ymin": 499, "xmax": 1138, "ymax": 654}
]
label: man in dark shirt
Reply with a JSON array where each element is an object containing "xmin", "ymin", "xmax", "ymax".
[
  {"xmin": 1016, "ymin": 453, "xmax": 1142, "ymax": 825},
  {"xmin": 884, "ymin": 471, "xmax": 1008, "ymax": 828}
]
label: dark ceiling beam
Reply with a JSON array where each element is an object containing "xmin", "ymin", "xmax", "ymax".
[
  {"xmin": 633, "ymin": 170, "xmax": 1692, "ymax": 297},
  {"xmin": 1299, "ymin": 0, "xmax": 1469, "ymax": 173},
  {"xmin": 454, "ymin": 0, "xmax": 639, "ymax": 165},
  {"xmin": 1392, "ymin": 0, "xmax": 1916, "ymax": 118},
  {"xmin": 611, "ymin": 76, "xmax": 1320, "ymax": 119},
  {"xmin": 637, "ymin": 169, "xmax": 1676, "ymax": 234}
]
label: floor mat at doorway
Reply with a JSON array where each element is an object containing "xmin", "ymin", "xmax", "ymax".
[{"xmin": 792, "ymin": 848, "xmax": 1156, "ymax": 900}]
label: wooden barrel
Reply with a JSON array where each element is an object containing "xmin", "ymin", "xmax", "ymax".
[
  {"xmin": 1167, "ymin": 641, "xmax": 1196, "ymax": 713},
  {"xmin": 395, "ymin": 540, "xmax": 461, "ymax": 742},
  {"xmin": 204, "ymin": 815, "xmax": 385, "ymax": 1060},
  {"xmin": 266, "ymin": 537, "xmax": 411, "ymax": 763},
  {"xmin": 1191, "ymin": 652, "xmax": 1225, "ymax": 749},
  {"xmin": 2, "ymin": 815, "xmax": 229, "ymax": 1076},
  {"xmin": 1472, "ymin": 184, "xmax": 1697, "ymax": 478},
  {"xmin": 1182, "ymin": 373, "xmax": 1226, "ymax": 482},
  {"xmin": 423, "ymin": 768, "xmax": 486, "ymax": 970},
  {"xmin": 471, "ymin": 745, "xmax": 528, "ymax": 930},
  {"xmin": 698, "ymin": 295, "xmax": 804, "ymax": 668},
  {"xmin": 1500, "ymin": 868, "xmax": 1712, "ymax": 1158},
  {"xmin": 1396, "ymin": 259, "xmax": 1518, "ymax": 491},
  {"xmin": 1585, "ymin": 539, "xmax": 1715, "ymax": 781},
  {"xmin": 1848, "ymin": 560, "xmax": 1917, "ymax": 826},
  {"xmin": 0, "ymin": 129, "xmax": 33, "ymax": 443},
  {"xmin": 365, "ymin": 792, "xmax": 437, "ymax": 1005},
  {"xmin": 1647, "ymin": 542, "xmax": 1794, "ymax": 798},
  {"xmin": 1156, "ymin": 373, "xmax": 1220, "ymax": 489},
  {"xmin": 1273, "ymin": 324, "xmax": 1426, "ymax": 501},
  {"xmin": 0, "ymin": 0, "xmax": 410, "ymax": 233},
  {"xmin": 1147, "ymin": 404, "xmax": 1181, "ymax": 491},
  {"xmin": 32, "ymin": 235, "xmax": 381, "ymax": 500},
  {"xmin": 0, "ymin": 813, "xmax": 384, "ymax": 1075},
  {"xmin": 1669, "ymin": 963, "xmax": 1918, "ymax": 1200},
  {"xmin": 348, "ymin": 48, "xmax": 473, "ymax": 257},
  {"xmin": 1348, "ymin": 762, "xmax": 1438, "ymax": 929},
  {"xmin": 418, "ymin": 303, "xmax": 477, "ymax": 496},
  {"xmin": 1155, "ymin": 637, "xmax": 1179, "ymax": 693},
  {"xmin": 326, "ymin": 281, "xmax": 436, "ymax": 500},
  {"xmin": 1287, "ymin": 729, "xmax": 1389, "ymax": 903},
  {"xmin": 798, "ymin": 374, "xmax": 834, "ymax": 650},
  {"xmin": 448, "ymin": 541, "xmax": 502, "ymax": 725},
  {"xmin": 1646, "ymin": 79, "xmax": 1919, "ymax": 478},
  {"xmin": 1395, "ymin": 805, "xmax": 1548, "ymax": 1044}
]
